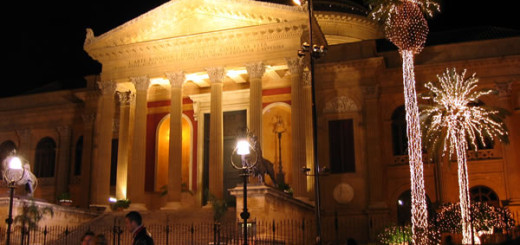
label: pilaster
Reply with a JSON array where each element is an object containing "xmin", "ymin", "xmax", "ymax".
[{"xmin": 55, "ymin": 126, "xmax": 72, "ymax": 200}]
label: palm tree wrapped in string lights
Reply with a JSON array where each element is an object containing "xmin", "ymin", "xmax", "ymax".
[
  {"xmin": 420, "ymin": 68, "xmax": 509, "ymax": 244},
  {"xmin": 365, "ymin": 0, "xmax": 439, "ymax": 243}
]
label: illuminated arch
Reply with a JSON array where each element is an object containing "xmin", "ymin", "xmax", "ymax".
[{"xmin": 155, "ymin": 113, "xmax": 194, "ymax": 192}]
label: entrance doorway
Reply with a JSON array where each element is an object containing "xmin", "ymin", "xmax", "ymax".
[{"xmin": 203, "ymin": 110, "xmax": 247, "ymax": 206}]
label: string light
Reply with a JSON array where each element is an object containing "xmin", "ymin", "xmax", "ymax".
[
  {"xmin": 367, "ymin": 1, "xmax": 441, "ymax": 243},
  {"xmin": 366, "ymin": 0, "xmax": 440, "ymax": 243},
  {"xmin": 421, "ymin": 68, "xmax": 509, "ymax": 244},
  {"xmin": 436, "ymin": 202, "xmax": 516, "ymax": 244}
]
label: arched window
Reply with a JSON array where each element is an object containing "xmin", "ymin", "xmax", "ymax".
[
  {"xmin": 34, "ymin": 137, "xmax": 56, "ymax": 178},
  {"xmin": 391, "ymin": 106, "xmax": 408, "ymax": 156},
  {"xmin": 470, "ymin": 185, "xmax": 499, "ymax": 207},
  {"xmin": 0, "ymin": 140, "xmax": 17, "ymax": 163},
  {"xmin": 74, "ymin": 136, "xmax": 83, "ymax": 176},
  {"xmin": 397, "ymin": 190, "xmax": 434, "ymax": 226}
]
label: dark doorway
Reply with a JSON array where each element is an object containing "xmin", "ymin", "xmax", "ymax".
[{"xmin": 203, "ymin": 110, "xmax": 247, "ymax": 206}]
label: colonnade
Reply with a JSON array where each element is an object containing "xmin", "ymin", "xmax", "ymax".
[{"xmin": 88, "ymin": 58, "xmax": 312, "ymax": 208}]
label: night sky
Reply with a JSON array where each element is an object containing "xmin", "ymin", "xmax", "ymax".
[{"xmin": 3, "ymin": 0, "xmax": 519, "ymax": 98}]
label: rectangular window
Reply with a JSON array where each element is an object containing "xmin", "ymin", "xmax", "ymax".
[{"xmin": 329, "ymin": 119, "xmax": 356, "ymax": 173}]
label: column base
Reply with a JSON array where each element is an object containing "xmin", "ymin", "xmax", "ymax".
[
  {"xmin": 160, "ymin": 201, "xmax": 182, "ymax": 210},
  {"xmin": 127, "ymin": 203, "xmax": 148, "ymax": 211}
]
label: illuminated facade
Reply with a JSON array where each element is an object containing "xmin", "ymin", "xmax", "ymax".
[{"xmin": 1, "ymin": 0, "xmax": 519, "ymax": 242}]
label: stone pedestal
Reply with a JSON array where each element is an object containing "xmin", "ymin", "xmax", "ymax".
[{"xmin": 228, "ymin": 184, "xmax": 314, "ymax": 222}]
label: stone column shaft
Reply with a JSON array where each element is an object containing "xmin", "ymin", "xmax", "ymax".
[
  {"xmin": 116, "ymin": 91, "xmax": 135, "ymax": 200},
  {"xmin": 56, "ymin": 126, "xmax": 72, "ymax": 198},
  {"xmin": 166, "ymin": 71, "xmax": 185, "ymax": 204},
  {"xmin": 128, "ymin": 76, "xmax": 150, "ymax": 208},
  {"xmin": 207, "ymin": 67, "xmax": 225, "ymax": 199},
  {"xmin": 15, "ymin": 129, "xmax": 32, "ymax": 163},
  {"xmin": 246, "ymin": 62, "xmax": 266, "ymax": 141},
  {"xmin": 302, "ymin": 71, "xmax": 314, "ymax": 196},
  {"xmin": 79, "ymin": 90, "xmax": 100, "ymax": 208},
  {"xmin": 91, "ymin": 81, "xmax": 117, "ymax": 206},
  {"xmin": 286, "ymin": 57, "xmax": 306, "ymax": 197}
]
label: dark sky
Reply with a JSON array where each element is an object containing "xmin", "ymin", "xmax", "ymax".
[{"xmin": 3, "ymin": 0, "xmax": 519, "ymax": 98}]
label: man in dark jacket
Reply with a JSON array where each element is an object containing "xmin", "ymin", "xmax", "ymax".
[{"xmin": 125, "ymin": 211, "xmax": 154, "ymax": 245}]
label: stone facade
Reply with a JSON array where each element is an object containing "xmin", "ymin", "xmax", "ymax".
[{"xmin": 0, "ymin": 0, "xmax": 519, "ymax": 243}]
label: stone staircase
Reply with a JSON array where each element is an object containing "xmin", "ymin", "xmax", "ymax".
[{"xmin": 47, "ymin": 206, "xmax": 237, "ymax": 244}]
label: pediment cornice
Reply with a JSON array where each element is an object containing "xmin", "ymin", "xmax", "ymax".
[{"xmin": 84, "ymin": 0, "xmax": 306, "ymax": 50}]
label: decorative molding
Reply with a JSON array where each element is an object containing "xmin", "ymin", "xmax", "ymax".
[
  {"xmin": 324, "ymin": 96, "xmax": 359, "ymax": 113},
  {"xmin": 130, "ymin": 76, "xmax": 151, "ymax": 91},
  {"xmin": 245, "ymin": 62, "xmax": 266, "ymax": 79},
  {"xmin": 97, "ymin": 81, "xmax": 117, "ymax": 95},
  {"xmin": 206, "ymin": 67, "xmax": 226, "ymax": 84},
  {"xmin": 166, "ymin": 71, "xmax": 186, "ymax": 88}
]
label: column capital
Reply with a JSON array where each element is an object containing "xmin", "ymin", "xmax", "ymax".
[
  {"xmin": 16, "ymin": 128, "xmax": 31, "ymax": 142},
  {"xmin": 302, "ymin": 70, "xmax": 311, "ymax": 87},
  {"xmin": 166, "ymin": 71, "xmax": 186, "ymax": 88},
  {"xmin": 116, "ymin": 91, "xmax": 135, "ymax": 106},
  {"xmin": 130, "ymin": 76, "xmax": 151, "ymax": 91},
  {"xmin": 285, "ymin": 57, "xmax": 304, "ymax": 75},
  {"xmin": 206, "ymin": 67, "xmax": 226, "ymax": 84},
  {"xmin": 495, "ymin": 81, "xmax": 512, "ymax": 97},
  {"xmin": 97, "ymin": 81, "xmax": 117, "ymax": 95},
  {"xmin": 245, "ymin": 62, "xmax": 266, "ymax": 80},
  {"xmin": 56, "ymin": 126, "xmax": 71, "ymax": 136},
  {"xmin": 362, "ymin": 85, "xmax": 380, "ymax": 99},
  {"xmin": 81, "ymin": 113, "xmax": 96, "ymax": 124}
]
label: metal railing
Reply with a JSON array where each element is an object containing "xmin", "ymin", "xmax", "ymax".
[{"xmin": 0, "ymin": 219, "xmax": 317, "ymax": 245}]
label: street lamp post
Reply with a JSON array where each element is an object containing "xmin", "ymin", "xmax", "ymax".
[
  {"xmin": 231, "ymin": 133, "xmax": 258, "ymax": 245},
  {"xmin": 3, "ymin": 154, "xmax": 26, "ymax": 245},
  {"xmin": 294, "ymin": 0, "xmax": 327, "ymax": 244}
]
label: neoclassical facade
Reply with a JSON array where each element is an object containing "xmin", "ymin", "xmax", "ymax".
[{"xmin": 1, "ymin": 0, "xmax": 519, "ymax": 242}]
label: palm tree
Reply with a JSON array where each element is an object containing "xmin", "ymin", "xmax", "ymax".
[
  {"xmin": 365, "ymin": 0, "xmax": 439, "ymax": 243},
  {"xmin": 420, "ymin": 68, "xmax": 509, "ymax": 244}
]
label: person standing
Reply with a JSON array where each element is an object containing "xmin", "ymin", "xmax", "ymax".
[{"xmin": 125, "ymin": 211, "xmax": 154, "ymax": 245}]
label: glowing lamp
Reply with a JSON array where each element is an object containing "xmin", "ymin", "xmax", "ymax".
[
  {"xmin": 236, "ymin": 140, "xmax": 250, "ymax": 155},
  {"xmin": 8, "ymin": 157, "xmax": 22, "ymax": 170},
  {"xmin": 292, "ymin": 0, "xmax": 302, "ymax": 6},
  {"xmin": 108, "ymin": 197, "xmax": 117, "ymax": 203}
]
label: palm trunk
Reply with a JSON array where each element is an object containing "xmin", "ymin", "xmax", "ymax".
[
  {"xmin": 401, "ymin": 50, "xmax": 429, "ymax": 244},
  {"xmin": 454, "ymin": 132, "xmax": 475, "ymax": 244}
]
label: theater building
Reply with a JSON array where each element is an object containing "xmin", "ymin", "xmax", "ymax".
[{"xmin": 1, "ymin": 0, "xmax": 519, "ymax": 242}]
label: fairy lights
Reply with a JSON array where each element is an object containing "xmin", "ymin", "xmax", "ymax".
[
  {"xmin": 366, "ymin": 0, "xmax": 440, "ymax": 243},
  {"xmin": 421, "ymin": 68, "xmax": 509, "ymax": 244}
]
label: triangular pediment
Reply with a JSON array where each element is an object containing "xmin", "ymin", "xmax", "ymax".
[{"xmin": 84, "ymin": 0, "xmax": 308, "ymax": 50}]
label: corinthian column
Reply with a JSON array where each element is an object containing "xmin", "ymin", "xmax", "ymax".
[
  {"xmin": 164, "ymin": 71, "xmax": 185, "ymax": 208},
  {"xmin": 116, "ymin": 91, "xmax": 135, "ymax": 200},
  {"xmin": 206, "ymin": 67, "xmax": 225, "ymax": 199},
  {"xmin": 286, "ymin": 57, "xmax": 306, "ymax": 197},
  {"xmin": 56, "ymin": 126, "xmax": 72, "ymax": 199},
  {"xmin": 128, "ymin": 76, "xmax": 150, "ymax": 210},
  {"xmin": 246, "ymin": 62, "xmax": 266, "ymax": 141},
  {"xmin": 91, "ymin": 81, "xmax": 117, "ymax": 206}
]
